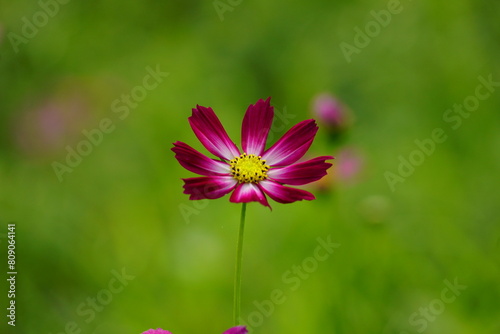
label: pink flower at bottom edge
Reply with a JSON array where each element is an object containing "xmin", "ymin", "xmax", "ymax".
[
  {"xmin": 141, "ymin": 329, "xmax": 173, "ymax": 334},
  {"xmin": 172, "ymin": 97, "xmax": 334, "ymax": 209},
  {"xmin": 222, "ymin": 326, "xmax": 248, "ymax": 334},
  {"xmin": 141, "ymin": 326, "xmax": 247, "ymax": 334}
]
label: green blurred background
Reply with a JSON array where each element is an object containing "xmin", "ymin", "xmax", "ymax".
[{"xmin": 1, "ymin": 0, "xmax": 499, "ymax": 333}]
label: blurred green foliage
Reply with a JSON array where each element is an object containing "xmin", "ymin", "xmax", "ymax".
[{"xmin": 0, "ymin": 0, "xmax": 499, "ymax": 333}]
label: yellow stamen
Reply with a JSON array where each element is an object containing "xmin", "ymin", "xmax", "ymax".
[{"xmin": 230, "ymin": 153, "xmax": 270, "ymax": 183}]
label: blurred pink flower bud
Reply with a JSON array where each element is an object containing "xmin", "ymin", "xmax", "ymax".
[
  {"xmin": 335, "ymin": 147, "xmax": 364, "ymax": 184},
  {"xmin": 311, "ymin": 93, "xmax": 351, "ymax": 135},
  {"xmin": 12, "ymin": 92, "xmax": 89, "ymax": 159},
  {"xmin": 313, "ymin": 146, "xmax": 364, "ymax": 192},
  {"xmin": 11, "ymin": 76, "xmax": 123, "ymax": 159}
]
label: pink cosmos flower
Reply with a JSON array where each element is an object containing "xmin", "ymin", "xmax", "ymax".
[
  {"xmin": 172, "ymin": 97, "xmax": 333, "ymax": 208},
  {"xmin": 141, "ymin": 326, "xmax": 247, "ymax": 334}
]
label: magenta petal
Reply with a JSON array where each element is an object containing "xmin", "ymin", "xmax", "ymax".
[
  {"xmin": 267, "ymin": 155, "xmax": 334, "ymax": 185},
  {"xmin": 189, "ymin": 105, "xmax": 240, "ymax": 160},
  {"xmin": 172, "ymin": 141, "xmax": 231, "ymax": 176},
  {"xmin": 222, "ymin": 326, "xmax": 248, "ymax": 334},
  {"xmin": 183, "ymin": 176, "xmax": 237, "ymax": 200},
  {"xmin": 262, "ymin": 119, "xmax": 318, "ymax": 166},
  {"xmin": 259, "ymin": 180, "xmax": 315, "ymax": 203},
  {"xmin": 230, "ymin": 183, "xmax": 270, "ymax": 207},
  {"xmin": 241, "ymin": 97, "xmax": 274, "ymax": 155},
  {"xmin": 141, "ymin": 329, "xmax": 173, "ymax": 334}
]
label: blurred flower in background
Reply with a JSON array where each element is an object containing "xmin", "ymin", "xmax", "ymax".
[
  {"xmin": 314, "ymin": 146, "xmax": 365, "ymax": 192},
  {"xmin": 334, "ymin": 146, "xmax": 364, "ymax": 186},
  {"xmin": 12, "ymin": 89, "xmax": 90, "ymax": 159},
  {"xmin": 10, "ymin": 76, "xmax": 122, "ymax": 160},
  {"xmin": 311, "ymin": 93, "xmax": 352, "ymax": 139},
  {"xmin": 310, "ymin": 91, "xmax": 387, "ymax": 223},
  {"xmin": 309, "ymin": 92, "xmax": 362, "ymax": 192}
]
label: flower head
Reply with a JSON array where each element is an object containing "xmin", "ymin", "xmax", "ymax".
[{"xmin": 172, "ymin": 98, "xmax": 333, "ymax": 208}]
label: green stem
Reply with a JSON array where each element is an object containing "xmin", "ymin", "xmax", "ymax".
[{"xmin": 234, "ymin": 203, "xmax": 247, "ymax": 326}]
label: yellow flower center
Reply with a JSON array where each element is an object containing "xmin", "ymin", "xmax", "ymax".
[{"xmin": 230, "ymin": 153, "xmax": 270, "ymax": 183}]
